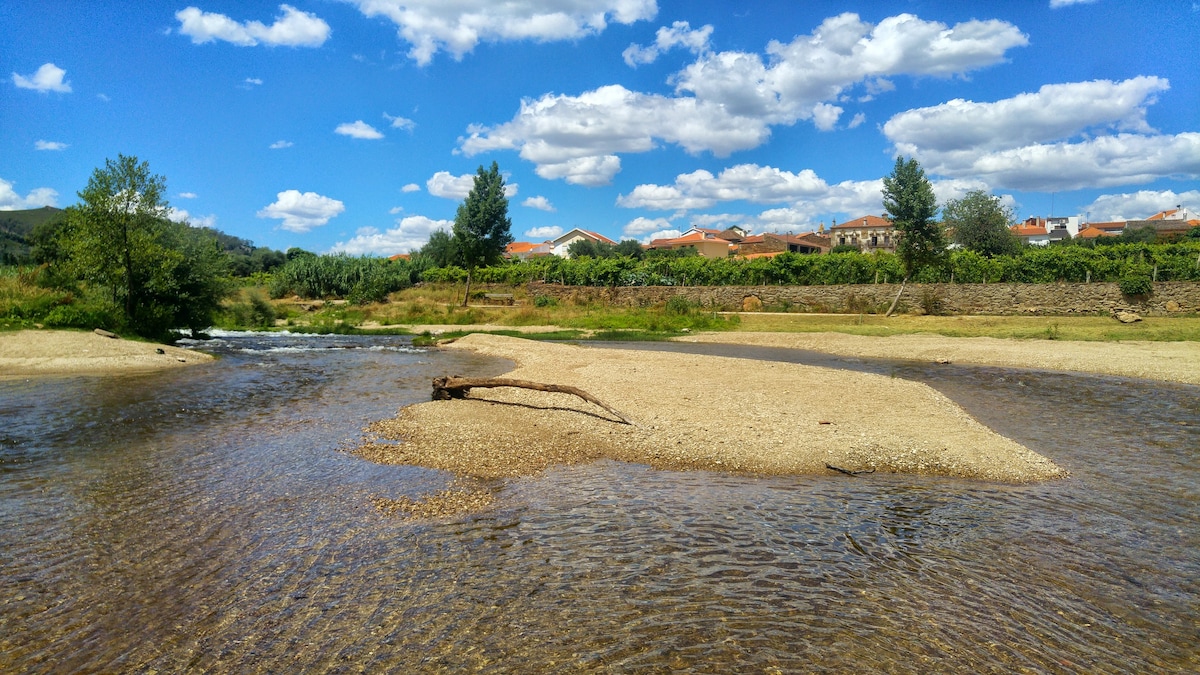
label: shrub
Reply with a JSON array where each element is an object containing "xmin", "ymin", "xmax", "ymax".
[
  {"xmin": 1118, "ymin": 273, "xmax": 1153, "ymax": 297},
  {"xmin": 533, "ymin": 294, "xmax": 558, "ymax": 308}
]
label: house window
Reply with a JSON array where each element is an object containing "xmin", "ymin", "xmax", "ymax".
[
  {"xmin": 870, "ymin": 235, "xmax": 878, "ymax": 247},
  {"xmin": 839, "ymin": 236, "xmax": 846, "ymax": 245}
]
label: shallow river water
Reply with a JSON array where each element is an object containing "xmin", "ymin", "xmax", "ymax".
[{"xmin": 1, "ymin": 332, "xmax": 1197, "ymax": 673}]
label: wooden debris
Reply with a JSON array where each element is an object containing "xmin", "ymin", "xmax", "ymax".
[{"xmin": 432, "ymin": 375, "xmax": 633, "ymax": 425}]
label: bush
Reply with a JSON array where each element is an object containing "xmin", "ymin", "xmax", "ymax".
[
  {"xmin": 533, "ymin": 294, "xmax": 558, "ymax": 308},
  {"xmin": 1118, "ymin": 273, "xmax": 1153, "ymax": 297}
]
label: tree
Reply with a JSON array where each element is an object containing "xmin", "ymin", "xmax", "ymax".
[
  {"xmin": 57, "ymin": 155, "xmax": 228, "ymax": 338},
  {"xmin": 614, "ymin": 239, "xmax": 645, "ymax": 259},
  {"xmin": 882, "ymin": 156, "xmax": 945, "ymax": 315},
  {"xmin": 943, "ymin": 190, "xmax": 1020, "ymax": 256},
  {"xmin": 452, "ymin": 161, "xmax": 513, "ymax": 305},
  {"xmin": 419, "ymin": 229, "xmax": 460, "ymax": 267}
]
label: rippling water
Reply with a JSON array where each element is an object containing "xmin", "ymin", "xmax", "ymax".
[{"xmin": 1, "ymin": 332, "xmax": 1197, "ymax": 673}]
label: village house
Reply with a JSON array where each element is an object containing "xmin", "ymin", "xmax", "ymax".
[
  {"xmin": 735, "ymin": 232, "xmax": 831, "ymax": 257},
  {"xmin": 646, "ymin": 229, "xmax": 734, "ymax": 258},
  {"xmin": 829, "ymin": 215, "xmax": 895, "ymax": 252},
  {"xmin": 503, "ymin": 241, "xmax": 552, "ymax": 260},
  {"xmin": 548, "ymin": 228, "xmax": 618, "ymax": 258}
]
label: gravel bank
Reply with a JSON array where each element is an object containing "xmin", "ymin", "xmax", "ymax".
[
  {"xmin": 673, "ymin": 331, "xmax": 1200, "ymax": 385},
  {"xmin": 357, "ymin": 334, "xmax": 1064, "ymax": 484},
  {"xmin": 0, "ymin": 329, "xmax": 211, "ymax": 378}
]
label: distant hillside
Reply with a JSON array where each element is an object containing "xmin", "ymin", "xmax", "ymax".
[{"xmin": 0, "ymin": 206, "xmax": 66, "ymax": 264}]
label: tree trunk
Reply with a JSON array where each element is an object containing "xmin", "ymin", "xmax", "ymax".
[
  {"xmin": 885, "ymin": 276, "xmax": 908, "ymax": 317},
  {"xmin": 462, "ymin": 269, "xmax": 472, "ymax": 307},
  {"xmin": 432, "ymin": 376, "xmax": 632, "ymax": 425}
]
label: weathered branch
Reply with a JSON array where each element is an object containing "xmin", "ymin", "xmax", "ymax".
[
  {"xmin": 826, "ymin": 463, "xmax": 876, "ymax": 476},
  {"xmin": 432, "ymin": 376, "xmax": 633, "ymax": 425}
]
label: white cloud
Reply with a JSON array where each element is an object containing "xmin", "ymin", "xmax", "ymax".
[
  {"xmin": 524, "ymin": 225, "xmax": 563, "ymax": 239},
  {"xmin": 1050, "ymin": 0, "xmax": 1098, "ymax": 7},
  {"xmin": 401, "ymin": 183, "xmax": 421, "ymax": 193},
  {"xmin": 335, "ymin": 120, "xmax": 385, "ymax": 139},
  {"xmin": 885, "ymin": 77, "xmax": 1168, "ymax": 154},
  {"xmin": 97, "ymin": 93, "xmax": 110, "ymax": 102},
  {"xmin": 0, "ymin": 178, "xmax": 58, "ymax": 210},
  {"xmin": 257, "ymin": 189, "xmax": 345, "ymax": 232},
  {"xmin": 884, "ymin": 78, "xmax": 1200, "ymax": 191},
  {"xmin": 623, "ymin": 216, "xmax": 674, "ymax": 238},
  {"xmin": 623, "ymin": 20, "xmax": 712, "ymax": 67},
  {"xmin": 384, "ymin": 113, "xmax": 416, "ymax": 131},
  {"xmin": 330, "ymin": 215, "xmax": 453, "ymax": 255},
  {"xmin": 35, "ymin": 140, "xmax": 68, "ymax": 151},
  {"xmin": 1081, "ymin": 189, "xmax": 1200, "ymax": 221},
  {"xmin": 346, "ymin": 0, "xmax": 658, "ymax": 65},
  {"xmin": 178, "ymin": 192, "xmax": 198, "ymax": 199},
  {"xmin": 12, "ymin": 63, "xmax": 71, "ymax": 93},
  {"xmin": 168, "ymin": 207, "xmax": 218, "ymax": 228},
  {"xmin": 848, "ymin": 112, "xmax": 866, "ymax": 129},
  {"xmin": 522, "ymin": 196, "xmax": 556, "ymax": 212},
  {"xmin": 643, "ymin": 228, "xmax": 682, "ymax": 243},
  {"xmin": 462, "ymin": 12, "xmax": 1027, "ymax": 185},
  {"xmin": 244, "ymin": 77, "xmax": 263, "ymax": 86},
  {"xmin": 176, "ymin": 4, "xmax": 330, "ymax": 47},
  {"xmin": 426, "ymin": 170, "xmax": 518, "ymax": 199},
  {"xmin": 388, "ymin": 206, "xmax": 404, "ymax": 214},
  {"xmin": 618, "ymin": 164, "xmax": 829, "ymax": 211},
  {"xmin": 270, "ymin": 140, "xmax": 294, "ymax": 149}
]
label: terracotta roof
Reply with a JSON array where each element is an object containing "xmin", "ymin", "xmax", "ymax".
[
  {"xmin": 1076, "ymin": 226, "xmax": 1120, "ymax": 239},
  {"xmin": 505, "ymin": 241, "xmax": 540, "ymax": 253},
  {"xmin": 830, "ymin": 215, "xmax": 892, "ymax": 229},
  {"xmin": 649, "ymin": 233, "xmax": 732, "ymax": 248},
  {"xmin": 388, "ymin": 253, "xmax": 411, "ymax": 261},
  {"xmin": 1087, "ymin": 221, "xmax": 1126, "ymax": 232},
  {"xmin": 1146, "ymin": 209, "xmax": 1178, "ymax": 220},
  {"xmin": 583, "ymin": 229, "xmax": 617, "ymax": 245},
  {"xmin": 1011, "ymin": 225, "xmax": 1048, "ymax": 237}
]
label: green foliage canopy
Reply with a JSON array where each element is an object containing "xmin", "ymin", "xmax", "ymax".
[
  {"xmin": 883, "ymin": 157, "xmax": 946, "ymax": 279},
  {"xmin": 452, "ymin": 162, "xmax": 514, "ymax": 273},
  {"xmin": 943, "ymin": 190, "xmax": 1020, "ymax": 257}
]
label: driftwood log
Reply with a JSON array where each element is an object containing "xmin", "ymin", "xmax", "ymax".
[{"xmin": 431, "ymin": 376, "xmax": 633, "ymax": 425}]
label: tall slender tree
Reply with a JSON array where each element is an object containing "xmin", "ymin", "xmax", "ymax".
[
  {"xmin": 882, "ymin": 156, "xmax": 945, "ymax": 316},
  {"xmin": 452, "ymin": 161, "xmax": 513, "ymax": 305}
]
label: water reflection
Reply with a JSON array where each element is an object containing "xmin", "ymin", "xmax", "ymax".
[{"xmin": 1, "ymin": 333, "xmax": 1197, "ymax": 672}]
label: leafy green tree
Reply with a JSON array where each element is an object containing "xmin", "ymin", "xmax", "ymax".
[
  {"xmin": 419, "ymin": 229, "xmax": 460, "ymax": 267},
  {"xmin": 56, "ymin": 155, "xmax": 228, "ymax": 338},
  {"xmin": 614, "ymin": 239, "xmax": 645, "ymax": 259},
  {"xmin": 882, "ymin": 156, "xmax": 945, "ymax": 315},
  {"xmin": 943, "ymin": 190, "xmax": 1020, "ymax": 256},
  {"xmin": 452, "ymin": 161, "xmax": 513, "ymax": 305}
]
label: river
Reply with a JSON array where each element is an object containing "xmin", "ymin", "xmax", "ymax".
[{"xmin": 1, "ymin": 331, "xmax": 1197, "ymax": 673}]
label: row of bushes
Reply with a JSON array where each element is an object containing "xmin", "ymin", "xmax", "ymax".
[
  {"xmin": 420, "ymin": 242, "xmax": 1200, "ymax": 288},
  {"xmin": 268, "ymin": 253, "xmax": 417, "ymax": 303}
]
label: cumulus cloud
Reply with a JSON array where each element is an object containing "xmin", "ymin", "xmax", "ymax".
[
  {"xmin": 176, "ymin": 4, "xmax": 330, "ymax": 47},
  {"xmin": 330, "ymin": 215, "xmax": 453, "ymax": 255},
  {"xmin": 401, "ymin": 183, "xmax": 421, "ymax": 193},
  {"xmin": 617, "ymin": 164, "xmax": 829, "ymax": 211},
  {"xmin": 884, "ymin": 77, "xmax": 1200, "ymax": 191},
  {"xmin": 168, "ymin": 207, "xmax": 218, "ymax": 228},
  {"xmin": 1081, "ymin": 189, "xmax": 1200, "ymax": 221},
  {"xmin": 35, "ymin": 140, "xmax": 68, "ymax": 151},
  {"xmin": 622, "ymin": 216, "xmax": 674, "ymax": 239},
  {"xmin": 346, "ymin": 0, "xmax": 658, "ymax": 65},
  {"xmin": 524, "ymin": 225, "xmax": 563, "ymax": 239},
  {"xmin": 178, "ymin": 192, "xmax": 198, "ymax": 199},
  {"xmin": 12, "ymin": 63, "xmax": 71, "ymax": 93},
  {"xmin": 522, "ymin": 196, "xmax": 556, "ymax": 212},
  {"xmin": 623, "ymin": 20, "xmax": 712, "ymax": 66},
  {"xmin": 384, "ymin": 113, "xmax": 416, "ymax": 131},
  {"xmin": 335, "ymin": 120, "xmax": 384, "ymax": 139},
  {"xmin": 270, "ymin": 140, "xmax": 294, "ymax": 149},
  {"xmin": 426, "ymin": 170, "xmax": 518, "ymax": 199},
  {"xmin": 462, "ymin": 12, "xmax": 1027, "ymax": 185},
  {"xmin": 0, "ymin": 178, "xmax": 58, "ymax": 210},
  {"xmin": 257, "ymin": 190, "xmax": 345, "ymax": 232}
]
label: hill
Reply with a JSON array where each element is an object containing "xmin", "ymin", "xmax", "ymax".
[{"xmin": 0, "ymin": 206, "xmax": 66, "ymax": 264}]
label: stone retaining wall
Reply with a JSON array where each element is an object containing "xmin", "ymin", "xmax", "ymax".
[{"xmin": 527, "ymin": 281, "xmax": 1199, "ymax": 316}]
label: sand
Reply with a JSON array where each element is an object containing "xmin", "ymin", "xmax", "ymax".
[
  {"xmin": 357, "ymin": 334, "xmax": 1067, "ymax": 494},
  {"xmin": 674, "ymin": 331, "xmax": 1200, "ymax": 385},
  {"xmin": 0, "ymin": 329, "xmax": 211, "ymax": 378}
]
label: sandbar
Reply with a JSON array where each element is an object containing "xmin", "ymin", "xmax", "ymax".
[
  {"xmin": 357, "ymin": 333, "xmax": 1065, "ymax": 485},
  {"xmin": 0, "ymin": 329, "xmax": 211, "ymax": 378}
]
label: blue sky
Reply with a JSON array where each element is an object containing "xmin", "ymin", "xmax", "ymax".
[{"xmin": 2, "ymin": 0, "xmax": 1198, "ymax": 255}]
